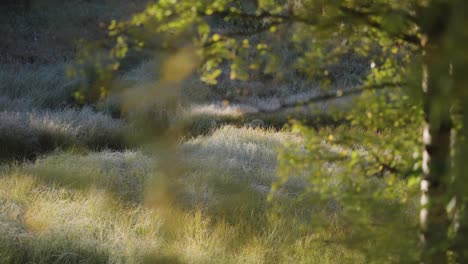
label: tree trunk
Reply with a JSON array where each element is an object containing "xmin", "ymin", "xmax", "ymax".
[
  {"xmin": 452, "ymin": 103, "xmax": 468, "ymax": 262},
  {"xmin": 452, "ymin": 50, "xmax": 468, "ymax": 264},
  {"xmin": 444, "ymin": 0, "xmax": 468, "ymax": 261},
  {"xmin": 420, "ymin": 44, "xmax": 452, "ymax": 264}
]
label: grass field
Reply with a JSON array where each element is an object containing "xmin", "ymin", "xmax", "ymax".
[
  {"xmin": 1, "ymin": 125, "xmax": 373, "ymax": 263},
  {"xmin": 0, "ymin": 1, "xmax": 417, "ymax": 263}
]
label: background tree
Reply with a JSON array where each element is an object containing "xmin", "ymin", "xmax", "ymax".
[{"xmin": 449, "ymin": 0, "xmax": 468, "ymax": 262}]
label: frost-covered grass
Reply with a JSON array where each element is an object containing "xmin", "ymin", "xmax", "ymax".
[
  {"xmin": 0, "ymin": 126, "xmax": 366, "ymax": 264},
  {"xmin": 0, "ymin": 108, "xmax": 126, "ymax": 161},
  {"xmin": 0, "ymin": 63, "xmax": 80, "ymax": 110},
  {"xmin": 183, "ymin": 126, "xmax": 300, "ymax": 186}
]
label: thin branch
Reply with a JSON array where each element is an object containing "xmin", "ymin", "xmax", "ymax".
[
  {"xmin": 204, "ymin": 7, "xmax": 419, "ymax": 45},
  {"xmin": 202, "ymin": 21, "xmax": 284, "ymax": 49},
  {"xmin": 339, "ymin": 6, "xmax": 420, "ymax": 46},
  {"xmin": 256, "ymin": 82, "xmax": 404, "ymax": 113},
  {"xmin": 368, "ymin": 149, "xmax": 401, "ymax": 176},
  {"xmin": 201, "ymin": 10, "xmax": 318, "ymax": 25}
]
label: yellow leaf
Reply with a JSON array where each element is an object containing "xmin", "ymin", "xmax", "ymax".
[
  {"xmin": 242, "ymin": 39, "xmax": 249, "ymax": 48},
  {"xmin": 230, "ymin": 71, "xmax": 237, "ymax": 80},
  {"xmin": 212, "ymin": 34, "xmax": 221, "ymax": 41},
  {"xmin": 249, "ymin": 64, "xmax": 259, "ymax": 70}
]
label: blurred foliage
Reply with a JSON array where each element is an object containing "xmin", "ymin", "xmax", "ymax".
[{"xmin": 276, "ymin": 89, "xmax": 423, "ymax": 262}]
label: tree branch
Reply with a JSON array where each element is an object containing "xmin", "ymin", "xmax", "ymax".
[
  {"xmin": 368, "ymin": 149, "xmax": 401, "ymax": 176},
  {"xmin": 203, "ymin": 7, "xmax": 420, "ymax": 45},
  {"xmin": 202, "ymin": 21, "xmax": 284, "ymax": 49},
  {"xmin": 201, "ymin": 10, "xmax": 318, "ymax": 26},
  {"xmin": 256, "ymin": 82, "xmax": 404, "ymax": 113},
  {"xmin": 339, "ymin": 6, "xmax": 420, "ymax": 46}
]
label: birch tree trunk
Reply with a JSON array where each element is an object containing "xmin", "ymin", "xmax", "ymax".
[
  {"xmin": 445, "ymin": 0, "xmax": 468, "ymax": 261},
  {"xmin": 420, "ymin": 43, "xmax": 452, "ymax": 264}
]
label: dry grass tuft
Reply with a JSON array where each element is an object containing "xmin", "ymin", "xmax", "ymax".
[{"xmin": 0, "ymin": 108, "xmax": 126, "ymax": 161}]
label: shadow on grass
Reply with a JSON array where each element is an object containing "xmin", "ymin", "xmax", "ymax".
[
  {"xmin": 1, "ymin": 235, "xmax": 155, "ymax": 264},
  {"xmin": 181, "ymin": 111, "xmax": 349, "ymax": 139},
  {"xmin": 0, "ymin": 109, "xmax": 129, "ymax": 163}
]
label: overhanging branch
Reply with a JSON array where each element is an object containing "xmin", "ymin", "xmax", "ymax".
[
  {"xmin": 256, "ymin": 82, "xmax": 404, "ymax": 113},
  {"xmin": 201, "ymin": 10, "xmax": 318, "ymax": 26},
  {"xmin": 203, "ymin": 7, "xmax": 420, "ymax": 46},
  {"xmin": 339, "ymin": 6, "xmax": 420, "ymax": 46}
]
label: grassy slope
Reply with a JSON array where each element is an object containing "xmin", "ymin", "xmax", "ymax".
[{"xmin": 0, "ymin": 127, "xmax": 364, "ymax": 264}]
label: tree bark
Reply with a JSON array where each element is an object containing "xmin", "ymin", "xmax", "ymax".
[
  {"xmin": 452, "ymin": 103, "xmax": 468, "ymax": 262},
  {"xmin": 444, "ymin": 1, "xmax": 468, "ymax": 261},
  {"xmin": 420, "ymin": 44, "xmax": 452, "ymax": 264}
]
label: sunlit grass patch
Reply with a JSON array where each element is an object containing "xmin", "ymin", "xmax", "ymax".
[
  {"xmin": 0, "ymin": 126, "xmax": 379, "ymax": 263},
  {"xmin": 0, "ymin": 180, "xmax": 163, "ymax": 263},
  {"xmin": 25, "ymin": 150, "xmax": 152, "ymax": 202},
  {"xmin": 0, "ymin": 168, "xmax": 363, "ymax": 264},
  {"xmin": 183, "ymin": 126, "xmax": 301, "ymax": 185}
]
